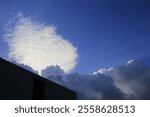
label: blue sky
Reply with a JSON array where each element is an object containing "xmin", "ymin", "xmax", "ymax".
[{"xmin": 0, "ymin": 0, "xmax": 150, "ymax": 73}]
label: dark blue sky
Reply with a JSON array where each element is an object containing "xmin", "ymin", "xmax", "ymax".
[{"xmin": 0, "ymin": 0, "xmax": 150, "ymax": 73}]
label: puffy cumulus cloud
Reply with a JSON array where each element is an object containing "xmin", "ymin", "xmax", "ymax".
[
  {"xmin": 41, "ymin": 66, "xmax": 125, "ymax": 100},
  {"xmin": 4, "ymin": 13, "xmax": 78, "ymax": 75},
  {"xmin": 12, "ymin": 61, "xmax": 38, "ymax": 74},
  {"xmin": 41, "ymin": 65, "xmax": 65, "ymax": 78},
  {"xmin": 94, "ymin": 60, "xmax": 150, "ymax": 99},
  {"xmin": 42, "ymin": 60, "xmax": 150, "ymax": 100}
]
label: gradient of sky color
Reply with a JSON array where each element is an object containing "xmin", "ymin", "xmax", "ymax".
[{"xmin": 0, "ymin": 0, "xmax": 150, "ymax": 73}]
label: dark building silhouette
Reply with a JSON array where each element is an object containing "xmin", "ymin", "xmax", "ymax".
[{"xmin": 0, "ymin": 58, "xmax": 77, "ymax": 100}]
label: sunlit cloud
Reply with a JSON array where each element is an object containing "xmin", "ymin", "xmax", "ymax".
[{"xmin": 4, "ymin": 13, "xmax": 78, "ymax": 74}]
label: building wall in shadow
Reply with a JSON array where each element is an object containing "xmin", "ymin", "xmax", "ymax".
[{"xmin": 0, "ymin": 58, "xmax": 77, "ymax": 100}]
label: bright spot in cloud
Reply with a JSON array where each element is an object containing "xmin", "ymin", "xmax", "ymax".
[{"xmin": 5, "ymin": 13, "xmax": 78, "ymax": 74}]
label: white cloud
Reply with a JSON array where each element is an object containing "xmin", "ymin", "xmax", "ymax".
[
  {"xmin": 41, "ymin": 65, "xmax": 65, "ymax": 78},
  {"xmin": 126, "ymin": 59, "xmax": 134, "ymax": 65},
  {"xmin": 45, "ymin": 70, "xmax": 125, "ymax": 100},
  {"xmin": 94, "ymin": 60, "xmax": 150, "ymax": 99},
  {"xmin": 42, "ymin": 60, "xmax": 150, "ymax": 99},
  {"xmin": 4, "ymin": 13, "xmax": 78, "ymax": 75},
  {"xmin": 93, "ymin": 67, "xmax": 114, "ymax": 75},
  {"xmin": 12, "ymin": 61, "xmax": 38, "ymax": 74}
]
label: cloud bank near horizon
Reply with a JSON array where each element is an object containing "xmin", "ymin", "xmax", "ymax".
[
  {"xmin": 41, "ymin": 60, "xmax": 150, "ymax": 100},
  {"xmin": 4, "ymin": 13, "xmax": 78, "ymax": 74},
  {"xmin": 94, "ymin": 60, "xmax": 150, "ymax": 99}
]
